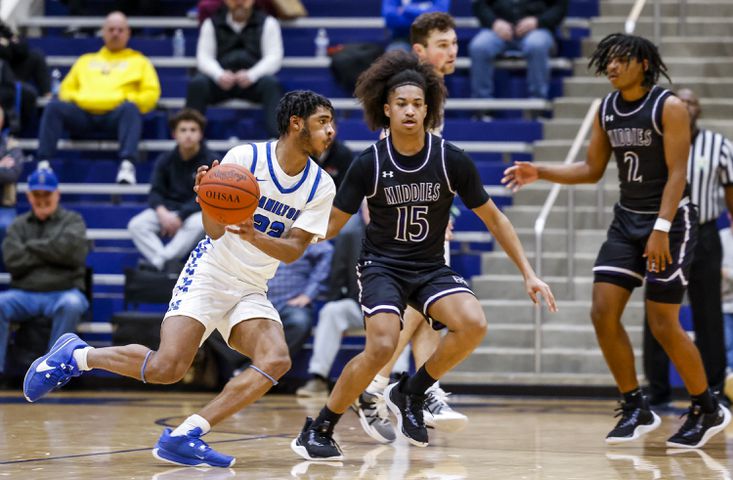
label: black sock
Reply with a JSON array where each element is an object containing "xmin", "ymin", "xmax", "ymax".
[
  {"xmin": 313, "ymin": 406, "xmax": 342, "ymax": 431},
  {"xmin": 691, "ymin": 388, "xmax": 717, "ymax": 414},
  {"xmin": 405, "ymin": 366, "xmax": 437, "ymax": 396},
  {"xmin": 622, "ymin": 387, "xmax": 646, "ymax": 407}
]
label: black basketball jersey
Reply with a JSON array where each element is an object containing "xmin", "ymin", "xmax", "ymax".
[
  {"xmin": 599, "ymin": 85, "xmax": 689, "ymax": 212},
  {"xmin": 334, "ymin": 133, "xmax": 489, "ymax": 267}
]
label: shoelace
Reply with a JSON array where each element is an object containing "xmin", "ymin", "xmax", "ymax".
[
  {"xmin": 676, "ymin": 405, "xmax": 704, "ymax": 433},
  {"xmin": 425, "ymin": 388, "xmax": 452, "ymax": 414},
  {"xmin": 42, "ymin": 363, "xmax": 75, "ymax": 388},
  {"xmin": 363, "ymin": 393, "xmax": 391, "ymax": 422},
  {"xmin": 186, "ymin": 435, "xmax": 213, "ymax": 455},
  {"xmin": 308, "ymin": 426, "xmax": 339, "ymax": 450},
  {"xmin": 612, "ymin": 401, "xmax": 641, "ymax": 428}
]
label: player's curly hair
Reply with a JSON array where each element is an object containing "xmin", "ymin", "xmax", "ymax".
[
  {"xmin": 588, "ymin": 33, "xmax": 670, "ymax": 88},
  {"xmin": 276, "ymin": 90, "xmax": 335, "ymax": 136},
  {"xmin": 354, "ymin": 50, "xmax": 446, "ymax": 131}
]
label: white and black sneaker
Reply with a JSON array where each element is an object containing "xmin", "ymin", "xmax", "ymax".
[
  {"xmin": 666, "ymin": 404, "xmax": 731, "ymax": 449},
  {"xmin": 424, "ymin": 387, "xmax": 468, "ymax": 432},
  {"xmin": 291, "ymin": 417, "xmax": 344, "ymax": 461},
  {"xmin": 116, "ymin": 159, "xmax": 137, "ymax": 184},
  {"xmin": 605, "ymin": 400, "xmax": 661, "ymax": 444},
  {"xmin": 352, "ymin": 391, "xmax": 395, "ymax": 444},
  {"xmin": 384, "ymin": 375, "xmax": 428, "ymax": 447}
]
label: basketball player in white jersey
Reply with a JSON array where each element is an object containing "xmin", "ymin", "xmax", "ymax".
[
  {"xmin": 22, "ymin": 90, "xmax": 337, "ymax": 468},
  {"xmin": 354, "ymin": 12, "xmax": 468, "ymax": 443}
]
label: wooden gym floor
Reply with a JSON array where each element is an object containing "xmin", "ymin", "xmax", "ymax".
[{"xmin": 0, "ymin": 390, "xmax": 731, "ymax": 479}]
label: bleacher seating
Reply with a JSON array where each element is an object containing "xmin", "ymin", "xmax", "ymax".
[{"xmin": 0, "ymin": 0, "xmax": 596, "ymax": 377}]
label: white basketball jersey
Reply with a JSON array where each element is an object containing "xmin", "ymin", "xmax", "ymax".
[{"xmin": 202, "ymin": 140, "xmax": 336, "ymax": 290}]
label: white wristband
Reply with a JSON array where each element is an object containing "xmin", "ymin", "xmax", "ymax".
[{"xmin": 653, "ymin": 218, "xmax": 671, "ymax": 233}]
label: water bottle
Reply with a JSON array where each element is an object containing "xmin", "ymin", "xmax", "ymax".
[
  {"xmin": 172, "ymin": 28, "xmax": 186, "ymax": 58},
  {"xmin": 51, "ymin": 69, "xmax": 62, "ymax": 96},
  {"xmin": 314, "ymin": 28, "xmax": 329, "ymax": 58}
]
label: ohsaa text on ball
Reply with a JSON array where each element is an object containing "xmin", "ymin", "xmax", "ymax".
[{"xmin": 205, "ymin": 190, "xmax": 241, "ymax": 203}]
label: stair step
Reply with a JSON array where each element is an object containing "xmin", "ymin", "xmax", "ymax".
[
  {"xmin": 563, "ymin": 77, "xmax": 733, "ymax": 98},
  {"xmin": 590, "ymin": 17, "xmax": 733, "ymax": 38},
  {"xmin": 583, "ymin": 37, "xmax": 733, "ymax": 58},
  {"xmin": 600, "ymin": 0, "xmax": 733, "ymax": 17},
  {"xmin": 554, "ymin": 96, "xmax": 733, "ymax": 119},
  {"xmin": 472, "ymin": 274, "xmax": 646, "ymax": 301}
]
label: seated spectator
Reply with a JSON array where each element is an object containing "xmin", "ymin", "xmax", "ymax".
[
  {"xmin": 198, "ymin": 0, "xmax": 306, "ymax": 24},
  {"xmin": 267, "ymin": 241, "xmax": 334, "ymax": 359},
  {"xmin": 0, "ymin": 21, "xmax": 50, "ymax": 132},
  {"xmin": 187, "ymin": 0, "xmax": 283, "ymax": 138},
  {"xmin": 468, "ymin": 0, "xmax": 567, "ymax": 99},
  {"xmin": 0, "ymin": 60, "xmax": 20, "ymax": 133},
  {"xmin": 127, "ymin": 108, "xmax": 217, "ymax": 272},
  {"xmin": 0, "ymin": 169, "xmax": 89, "ymax": 377},
  {"xmin": 382, "ymin": 0, "xmax": 450, "ymax": 52},
  {"xmin": 296, "ymin": 222, "xmax": 410, "ymax": 398},
  {"xmin": 36, "ymin": 11, "xmax": 161, "ymax": 184},
  {"xmin": 721, "ymin": 219, "xmax": 733, "ymax": 402},
  {"xmin": 0, "ymin": 105, "xmax": 24, "ymax": 271}
]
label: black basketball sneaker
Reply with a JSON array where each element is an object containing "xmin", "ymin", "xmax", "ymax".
[
  {"xmin": 666, "ymin": 404, "xmax": 731, "ymax": 449},
  {"xmin": 605, "ymin": 400, "xmax": 661, "ymax": 444},
  {"xmin": 384, "ymin": 374, "xmax": 428, "ymax": 447},
  {"xmin": 291, "ymin": 417, "xmax": 344, "ymax": 461}
]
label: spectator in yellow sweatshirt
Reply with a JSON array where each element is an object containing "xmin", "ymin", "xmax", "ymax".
[{"xmin": 36, "ymin": 11, "xmax": 161, "ymax": 184}]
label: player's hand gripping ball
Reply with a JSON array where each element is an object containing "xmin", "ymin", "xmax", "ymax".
[{"xmin": 197, "ymin": 163, "xmax": 260, "ymax": 225}]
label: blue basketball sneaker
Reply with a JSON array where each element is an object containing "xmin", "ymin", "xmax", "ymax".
[
  {"xmin": 153, "ymin": 428, "xmax": 235, "ymax": 468},
  {"xmin": 23, "ymin": 333, "xmax": 88, "ymax": 402}
]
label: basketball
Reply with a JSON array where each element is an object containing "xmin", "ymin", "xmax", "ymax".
[{"xmin": 197, "ymin": 163, "xmax": 260, "ymax": 225}]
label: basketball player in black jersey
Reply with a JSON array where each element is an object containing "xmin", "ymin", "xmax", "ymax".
[
  {"xmin": 291, "ymin": 50, "xmax": 557, "ymax": 461},
  {"xmin": 503, "ymin": 33, "xmax": 731, "ymax": 448}
]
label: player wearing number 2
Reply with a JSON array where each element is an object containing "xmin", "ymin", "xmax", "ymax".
[
  {"xmin": 502, "ymin": 33, "xmax": 730, "ymax": 448},
  {"xmin": 22, "ymin": 90, "xmax": 337, "ymax": 467},
  {"xmin": 291, "ymin": 50, "xmax": 556, "ymax": 461}
]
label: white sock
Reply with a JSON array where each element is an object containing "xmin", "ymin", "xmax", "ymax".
[
  {"xmin": 366, "ymin": 374, "xmax": 390, "ymax": 395},
  {"xmin": 72, "ymin": 347, "xmax": 94, "ymax": 371},
  {"xmin": 170, "ymin": 414, "xmax": 211, "ymax": 437}
]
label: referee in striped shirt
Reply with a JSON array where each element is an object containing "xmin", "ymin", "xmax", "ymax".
[{"xmin": 644, "ymin": 88, "xmax": 733, "ymax": 406}]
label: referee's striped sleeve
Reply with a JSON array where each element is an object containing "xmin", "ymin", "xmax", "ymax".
[{"xmin": 719, "ymin": 137, "xmax": 733, "ymax": 186}]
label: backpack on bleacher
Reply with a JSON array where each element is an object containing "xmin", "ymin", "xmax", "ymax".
[{"xmin": 329, "ymin": 43, "xmax": 385, "ymax": 93}]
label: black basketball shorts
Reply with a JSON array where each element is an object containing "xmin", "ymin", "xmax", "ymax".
[
  {"xmin": 593, "ymin": 201, "xmax": 698, "ymax": 303},
  {"xmin": 356, "ymin": 258, "xmax": 475, "ymax": 330}
]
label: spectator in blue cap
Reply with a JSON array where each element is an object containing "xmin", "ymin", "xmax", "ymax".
[{"xmin": 0, "ymin": 168, "xmax": 89, "ymax": 377}]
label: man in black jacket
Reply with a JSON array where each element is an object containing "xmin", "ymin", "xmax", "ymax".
[
  {"xmin": 468, "ymin": 0, "xmax": 567, "ymax": 99},
  {"xmin": 0, "ymin": 168, "xmax": 88, "ymax": 377},
  {"xmin": 185, "ymin": 0, "xmax": 283, "ymax": 137},
  {"xmin": 127, "ymin": 108, "xmax": 217, "ymax": 272}
]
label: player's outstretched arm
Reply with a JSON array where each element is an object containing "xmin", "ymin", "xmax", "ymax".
[
  {"xmin": 325, "ymin": 207, "xmax": 353, "ymax": 240},
  {"xmin": 501, "ymin": 109, "xmax": 611, "ymax": 192},
  {"xmin": 473, "ymin": 199, "xmax": 558, "ymax": 312},
  {"xmin": 226, "ymin": 223, "xmax": 315, "ymax": 263}
]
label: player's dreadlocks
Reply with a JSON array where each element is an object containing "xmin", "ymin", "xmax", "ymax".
[
  {"xmin": 276, "ymin": 90, "xmax": 334, "ymax": 136},
  {"xmin": 588, "ymin": 33, "xmax": 670, "ymax": 88},
  {"xmin": 354, "ymin": 49, "xmax": 446, "ymax": 131}
]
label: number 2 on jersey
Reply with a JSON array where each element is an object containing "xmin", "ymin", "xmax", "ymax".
[
  {"xmin": 395, "ymin": 205, "xmax": 430, "ymax": 242},
  {"xmin": 253, "ymin": 213, "xmax": 284, "ymax": 238},
  {"xmin": 623, "ymin": 151, "xmax": 643, "ymax": 183}
]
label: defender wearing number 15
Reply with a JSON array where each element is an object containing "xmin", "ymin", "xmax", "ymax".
[
  {"xmin": 503, "ymin": 33, "xmax": 731, "ymax": 448},
  {"xmin": 292, "ymin": 50, "xmax": 557, "ymax": 461}
]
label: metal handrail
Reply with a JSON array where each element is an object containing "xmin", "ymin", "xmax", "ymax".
[
  {"xmin": 531, "ymin": 98, "xmax": 600, "ymax": 373},
  {"xmin": 624, "ymin": 0, "xmax": 648, "ymax": 35}
]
